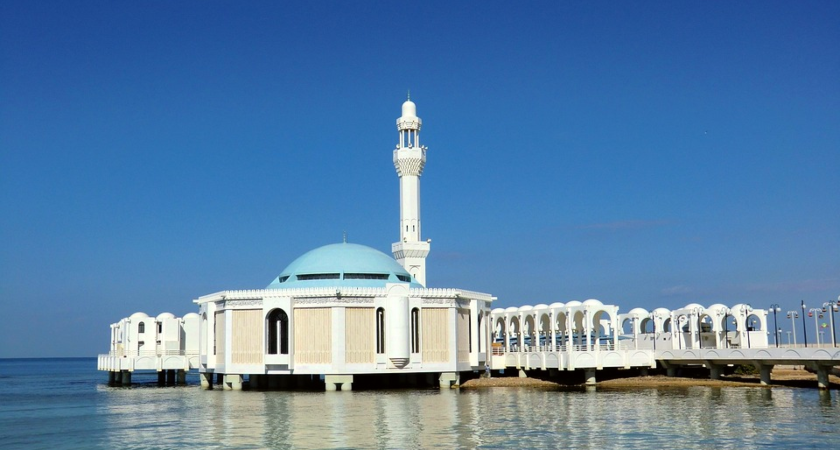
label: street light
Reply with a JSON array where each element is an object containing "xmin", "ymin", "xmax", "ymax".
[
  {"xmin": 716, "ymin": 309, "xmax": 727, "ymax": 349},
  {"xmin": 801, "ymin": 300, "xmax": 808, "ymax": 348},
  {"xmin": 693, "ymin": 307, "xmax": 703, "ymax": 349},
  {"xmin": 769, "ymin": 304, "xmax": 781, "ymax": 348},
  {"xmin": 786, "ymin": 311, "xmax": 799, "ymax": 346},
  {"xmin": 823, "ymin": 299, "xmax": 839, "ymax": 348},
  {"xmin": 724, "ymin": 310, "xmax": 730, "ymax": 348},
  {"xmin": 809, "ymin": 308, "xmax": 823, "ymax": 346},
  {"xmin": 741, "ymin": 304, "xmax": 752, "ymax": 349}
]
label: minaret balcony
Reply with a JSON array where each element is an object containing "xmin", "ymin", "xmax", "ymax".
[
  {"xmin": 397, "ymin": 117, "xmax": 422, "ymax": 130},
  {"xmin": 393, "ymin": 148, "xmax": 426, "ymax": 176},
  {"xmin": 392, "ymin": 241, "xmax": 431, "ymax": 259}
]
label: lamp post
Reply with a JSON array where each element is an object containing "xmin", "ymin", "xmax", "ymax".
[
  {"xmin": 786, "ymin": 311, "xmax": 798, "ymax": 346},
  {"xmin": 809, "ymin": 308, "xmax": 823, "ymax": 346},
  {"xmin": 741, "ymin": 304, "xmax": 752, "ymax": 349},
  {"xmin": 693, "ymin": 307, "xmax": 703, "ymax": 349},
  {"xmin": 634, "ymin": 316, "xmax": 639, "ymax": 351},
  {"xmin": 823, "ymin": 299, "xmax": 838, "ymax": 348},
  {"xmin": 801, "ymin": 300, "xmax": 808, "ymax": 348},
  {"xmin": 649, "ymin": 312, "xmax": 657, "ymax": 351},
  {"xmin": 769, "ymin": 304, "xmax": 781, "ymax": 348},
  {"xmin": 676, "ymin": 315, "xmax": 683, "ymax": 350},
  {"xmin": 724, "ymin": 311, "xmax": 729, "ymax": 348}
]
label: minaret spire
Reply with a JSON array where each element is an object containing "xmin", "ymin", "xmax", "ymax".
[{"xmin": 391, "ymin": 95, "xmax": 430, "ymax": 286}]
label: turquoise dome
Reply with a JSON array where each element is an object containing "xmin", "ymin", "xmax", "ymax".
[{"xmin": 266, "ymin": 243, "xmax": 423, "ymax": 289}]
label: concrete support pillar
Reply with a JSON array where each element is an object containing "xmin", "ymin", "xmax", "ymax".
[
  {"xmin": 224, "ymin": 374, "xmax": 243, "ymax": 390},
  {"xmin": 439, "ymin": 372, "xmax": 460, "ymax": 389},
  {"xmin": 518, "ymin": 369, "xmax": 528, "ymax": 378},
  {"xmin": 166, "ymin": 370, "xmax": 176, "ymax": 385},
  {"xmin": 816, "ymin": 366, "xmax": 830, "ymax": 390},
  {"xmin": 584, "ymin": 369, "xmax": 597, "ymax": 386},
  {"xmin": 177, "ymin": 370, "xmax": 186, "ymax": 385},
  {"xmin": 216, "ymin": 373, "xmax": 224, "ymax": 385},
  {"xmin": 268, "ymin": 375, "xmax": 280, "ymax": 390},
  {"xmin": 157, "ymin": 371, "xmax": 166, "ymax": 385},
  {"xmin": 708, "ymin": 364, "xmax": 723, "ymax": 380},
  {"xmin": 121, "ymin": 370, "xmax": 131, "ymax": 386},
  {"xmin": 639, "ymin": 367, "xmax": 649, "ymax": 377},
  {"xmin": 108, "ymin": 371, "xmax": 116, "ymax": 385},
  {"xmin": 758, "ymin": 364, "xmax": 773, "ymax": 386},
  {"xmin": 324, "ymin": 375, "xmax": 354, "ymax": 392},
  {"xmin": 406, "ymin": 373, "xmax": 418, "ymax": 386},
  {"xmin": 200, "ymin": 372, "xmax": 213, "ymax": 390},
  {"xmin": 666, "ymin": 367, "xmax": 678, "ymax": 377},
  {"xmin": 278, "ymin": 375, "xmax": 290, "ymax": 389}
]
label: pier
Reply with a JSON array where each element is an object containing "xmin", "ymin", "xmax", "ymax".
[{"xmin": 489, "ymin": 301, "xmax": 840, "ymax": 389}]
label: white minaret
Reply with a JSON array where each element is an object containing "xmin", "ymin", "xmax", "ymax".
[{"xmin": 391, "ymin": 94, "xmax": 430, "ymax": 286}]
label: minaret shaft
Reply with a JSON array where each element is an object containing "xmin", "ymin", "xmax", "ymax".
[{"xmin": 391, "ymin": 97, "xmax": 430, "ymax": 286}]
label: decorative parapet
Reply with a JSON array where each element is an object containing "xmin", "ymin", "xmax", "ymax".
[{"xmin": 195, "ymin": 286, "xmax": 495, "ymax": 305}]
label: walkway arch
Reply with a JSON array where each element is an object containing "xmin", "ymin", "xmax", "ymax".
[
  {"xmin": 523, "ymin": 315, "xmax": 537, "ymax": 351},
  {"xmin": 539, "ymin": 313, "xmax": 551, "ymax": 350}
]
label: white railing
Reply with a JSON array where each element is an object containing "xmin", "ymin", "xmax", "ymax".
[{"xmin": 106, "ymin": 350, "xmax": 199, "ymax": 357}]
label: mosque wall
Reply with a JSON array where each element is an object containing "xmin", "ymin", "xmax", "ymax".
[
  {"xmin": 421, "ymin": 308, "xmax": 449, "ymax": 362},
  {"xmin": 214, "ymin": 311, "xmax": 225, "ymax": 363},
  {"xmin": 457, "ymin": 309, "xmax": 470, "ymax": 364},
  {"xmin": 345, "ymin": 307, "xmax": 375, "ymax": 364},
  {"xmin": 294, "ymin": 308, "xmax": 332, "ymax": 364},
  {"xmin": 231, "ymin": 309, "xmax": 263, "ymax": 365}
]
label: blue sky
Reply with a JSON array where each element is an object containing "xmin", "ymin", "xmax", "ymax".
[{"xmin": 1, "ymin": 2, "xmax": 838, "ymax": 357}]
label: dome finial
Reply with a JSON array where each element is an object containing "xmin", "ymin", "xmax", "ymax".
[
  {"xmin": 343, "ymin": 231, "xmax": 347, "ymax": 243},
  {"xmin": 407, "ymin": 89, "xmax": 410, "ymax": 101}
]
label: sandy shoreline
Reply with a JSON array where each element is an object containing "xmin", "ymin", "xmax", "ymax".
[{"xmin": 460, "ymin": 368, "xmax": 840, "ymax": 390}]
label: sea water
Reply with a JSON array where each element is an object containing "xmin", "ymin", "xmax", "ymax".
[{"xmin": 0, "ymin": 358, "xmax": 838, "ymax": 449}]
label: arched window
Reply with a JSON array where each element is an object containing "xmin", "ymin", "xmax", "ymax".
[
  {"xmin": 138, "ymin": 322, "xmax": 145, "ymax": 334},
  {"xmin": 376, "ymin": 307, "xmax": 385, "ymax": 354},
  {"xmin": 267, "ymin": 309, "xmax": 289, "ymax": 355},
  {"xmin": 411, "ymin": 308, "xmax": 420, "ymax": 353}
]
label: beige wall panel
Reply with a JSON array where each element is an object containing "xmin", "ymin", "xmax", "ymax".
[
  {"xmin": 457, "ymin": 309, "xmax": 470, "ymax": 363},
  {"xmin": 421, "ymin": 309, "xmax": 449, "ymax": 363},
  {"xmin": 294, "ymin": 308, "xmax": 332, "ymax": 364},
  {"xmin": 231, "ymin": 309, "xmax": 264, "ymax": 365},
  {"xmin": 345, "ymin": 307, "xmax": 374, "ymax": 364},
  {"xmin": 214, "ymin": 311, "xmax": 225, "ymax": 361}
]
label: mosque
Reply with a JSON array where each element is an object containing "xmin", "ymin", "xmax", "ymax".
[
  {"xmin": 193, "ymin": 98, "xmax": 496, "ymax": 391},
  {"xmin": 99, "ymin": 98, "xmax": 495, "ymax": 391}
]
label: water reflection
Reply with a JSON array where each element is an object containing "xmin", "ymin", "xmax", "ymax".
[{"xmin": 100, "ymin": 385, "xmax": 839, "ymax": 449}]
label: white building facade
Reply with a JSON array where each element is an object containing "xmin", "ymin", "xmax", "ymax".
[{"xmin": 98, "ymin": 311, "xmax": 200, "ymax": 385}]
